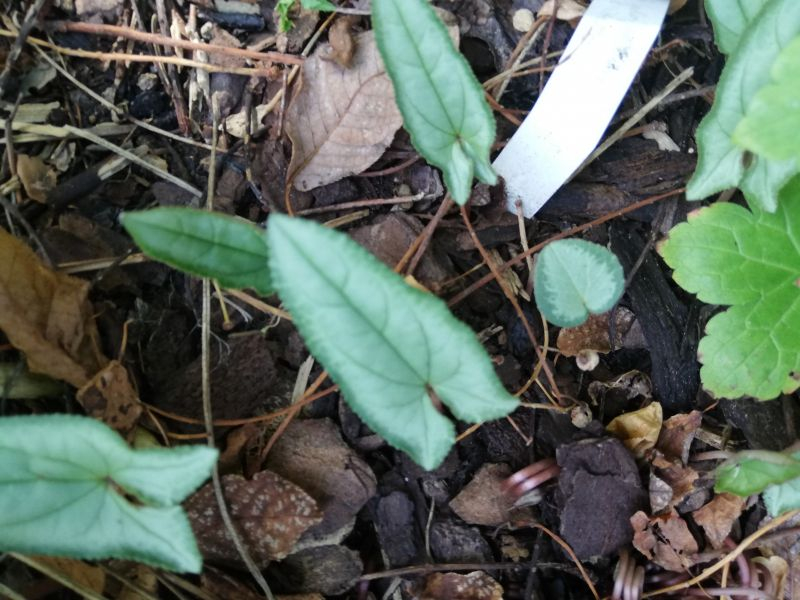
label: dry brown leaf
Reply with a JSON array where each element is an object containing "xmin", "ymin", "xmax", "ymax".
[
  {"xmin": 286, "ymin": 31, "xmax": 403, "ymax": 191},
  {"xmin": 607, "ymin": 402, "xmax": 663, "ymax": 458},
  {"xmin": 186, "ymin": 470, "xmax": 322, "ymax": 566},
  {"xmin": 0, "ymin": 228, "xmax": 107, "ymax": 387},
  {"xmin": 32, "ymin": 557, "xmax": 105, "ymax": 594},
  {"xmin": 419, "ymin": 571, "xmax": 503, "ymax": 600},
  {"xmin": 649, "ymin": 457, "xmax": 698, "ymax": 511},
  {"xmin": 656, "ymin": 410, "xmax": 702, "ymax": 464},
  {"xmin": 17, "ymin": 154, "xmax": 57, "ymax": 203},
  {"xmin": 631, "ymin": 509, "xmax": 698, "ymax": 572},
  {"xmin": 693, "ymin": 493, "xmax": 745, "ymax": 549},
  {"xmin": 449, "ymin": 463, "xmax": 517, "ymax": 526},
  {"xmin": 539, "ymin": 0, "xmax": 586, "ymax": 20},
  {"xmin": 76, "ymin": 360, "xmax": 142, "ymax": 435},
  {"xmin": 325, "ymin": 16, "xmax": 357, "ymax": 68},
  {"xmin": 557, "ymin": 309, "xmax": 636, "ymax": 356},
  {"xmin": 750, "ymin": 556, "xmax": 788, "ymax": 599}
]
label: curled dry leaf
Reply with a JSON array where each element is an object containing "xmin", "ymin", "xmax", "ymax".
[
  {"xmin": 631, "ymin": 509, "xmax": 698, "ymax": 572},
  {"xmin": 606, "ymin": 402, "xmax": 663, "ymax": 459},
  {"xmin": 185, "ymin": 470, "xmax": 322, "ymax": 567},
  {"xmin": 449, "ymin": 463, "xmax": 523, "ymax": 526},
  {"xmin": 556, "ymin": 308, "xmax": 636, "ymax": 357},
  {"xmin": 418, "ymin": 571, "xmax": 504, "ymax": 600},
  {"xmin": 655, "ymin": 410, "xmax": 702, "ymax": 464},
  {"xmin": 649, "ymin": 455, "xmax": 698, "ymax": 511},
  {"xmin": 692, "ymin": 493, "xmax": 745, "ymax": 549},
  {"xmin": 286, "ymin": 31, "xmax": 403, "ymax": 191},
  {"xmin": 17, "ymin": 154, "xmax": 57, "ymax": 203},
  {"xmin": 0, "ymin": 228, "xmax": 107, "ymax": 387},
  {"xmin": 76, "ymin": 360, "xmax": 142, "ymax": 435}
]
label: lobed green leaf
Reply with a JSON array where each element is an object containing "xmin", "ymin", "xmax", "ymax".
[
  {"xmin": 267, "ymin": 214, "xmax": 517, "ymax": 470},
  {"xmin": 0, "ymin": 414, "xmax": 217, "ymax": 572},
  {"xmin": 372, "ymin": 0, "xmax": 497, "ymax": 205},
  {"xmin": 121, "ymin": 207, "xmax": 272, "ymax": 294},
  {"xmin": 734, "ymin": 37, "xmax": 800, "ymax": 164},
  {"xmin": 687, "ymin": 0, "xmax": 800, "ymax": 212},
  {"xmin": 533, "ymin": 239, "xmax": 624, "ymax": 328},
  {"xmin": 705, "ymin": 0, "xmax": 771, "ymax": 54},
  {"xmin": 659, "ymin": 177, "xmax": 800, "ymax": 399},
  {"xmin": 715, "ymin": 450, "xmax": 800, "ymax": 497}
]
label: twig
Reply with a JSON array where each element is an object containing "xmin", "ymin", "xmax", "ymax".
[
  {"xmin": 296, "ymin": 193, "xmax": 424, "ymax": 216},
  {"xmin": 0, "ymin": 0, "xmax": 48, "ymax": 98},
  {"xmin": 359, "ymin": 561, "xmax": 528, "ymax": 581},
  {"xmin": 405, "ymin": 196, "xmax": 453, "ymax": 276},
  {"xmin": 9, "ymin": 554, "xmax": 109, "ymax": 600},
  {"xmin": 0, "ymin": 29, "xmax": 276, "ymax": 77},
  {"xmin": 202, "ymin": 100, "xmax": 275, "ymax": 600},
  {"xmin": 47, "ymin": 21, "xmax": 303, "ymax": 65}
]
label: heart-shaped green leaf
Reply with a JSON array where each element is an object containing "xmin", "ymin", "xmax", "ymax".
[
  {"xmin": 734, "ymin": 37, "xmax": 800, "ymax": 163},
  {"xmin": 122, "ymin": 208, "xmax": 272, "ymax": 294},
  {"xmin": 705, "ymin": 0, "xmax": 771, "ymax": 55},
  {"xmin": 764, "ymin": 464, "xmax": 800, "ymax": 516},
  {"xmin": 660, "ymin": 177, "xmax": 800, "ymax": 399},
  {"xmin": 0, "ymin": 414, "xmax": 217, "ymax": 572},
  {"xmin": 372, "ymin": 0, "xmax": 497, "ymax": 205},
  {"xmin": 533, "ymin": 239, "xmax": 624, "ymax": 328},
  {"xmin": 267, "ymin": 214, "xmax": 517, "ymax": 470},
  {"xmin": 715, "ymin": 450, "xmax": 800, "ymax": 497},
  {"xmin": 687, "ymin": 0, "xmax": 800, "ymax": 212}
]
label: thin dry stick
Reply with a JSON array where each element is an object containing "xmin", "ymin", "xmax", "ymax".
[
  {"xmin": 63, "ymin": 124, "xmax": 202, "ymax": 197},
  {"xmin": 0, "ymin": 581, "xmax": 27, "ymax": 600},
  {"xmin": 405, "ymin": 196, "xmax": 453, "ymax": 276},
  {"xmin": 32, "ymin": 46, "xmax": 215, "ymax": 151},
  {"xmin": 492, "ymin": 15, "xmax": 548, "ymax": 101},
  {"xmin": 47, "ymin": 20, "xmax": 303, "ymax": 65},
  {"xmin": 642, "ymin": 509, "xmax": 800, "ymax": 597},
  {"xmin": 0, "ymin": 29, "xmax": 275, "ymax": 77},
  {"xmin": 447, "ymin": 188, "xmax": 686, "ymax": 308},
  {"xmin": 0, "ymin": 0, "xmax": 48, "ymax": 98},
  {"xmin": 201, "ymin": 102, "xmax": 275, "ymax": 600},
  {"xmin": 576, "ymin": 67, "xmax": 695, "ymax": 173},
  {"xmin": 460, "ymin": 206, "xmax": 561, "ymax": 403},
  {"xmin": 296, "ymin": 193, "xmax": 424, "ymax": 216},
  {"xmin": 530, "ymin": 523, "xmax": 599, "ymax": 600},
  {"xmin": 359, "ymin": 561, "xmax": 530, "ymax": 581},
  {"xmin": 9, "ymin": 554, "xmax": 110, "ymax": 600}
]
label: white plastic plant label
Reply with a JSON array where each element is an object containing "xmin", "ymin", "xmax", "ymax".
[{"xmin": 493, "ymin": 0, "xmax": 671, "ymax": 217}]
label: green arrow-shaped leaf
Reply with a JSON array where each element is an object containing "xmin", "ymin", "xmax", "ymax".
[
  {"xmin": 267, "ymin": 214, "xmax": 517, "ymax": 470},
  {"xmin": 734, "ymin": 37, "xmax": 800, "ymax": 164},
  {"xmin": 687, "ymin": 0, "xmax": 800, "ymax": 212},
  {"xmin": 0, "ymin": 414, "xmax": 217, "ymax": 572},
  {"xmin": 372, "ymin": 0, "xmax": 497, "ymax": 205},
  {"xmin": 660, "ymin": 176, "xmax": 800, "ymax": 400},
  {"xmin": 533, "ymin": 239, "xmax": 624, "ymax": 328},
  {"xmin": 122, "ymin": 208, "xmax": 272, "ymax": 294}
]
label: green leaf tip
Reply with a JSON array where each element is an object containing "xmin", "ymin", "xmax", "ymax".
[
  {"xmin": 533, "ymin": 239, "xmax": 624, "ymax": 328},
  {"xmin": 267, "ymin": 214, "xmax": 517, "ymax": 470},
  {"xmin": 0, "ymin": 414, "xmax": 217, "ymax": 572},
  {"xmin": 715, "ymin": 450, "xmax": 800, "ymax": 498},
  {"xmin": 660, "ymin": 177, "xmax": 800, "ymax": 400},
  {"xmin": 121, "ymin": 207, "xmax": 272, "ymax": 294},
  {"xmin": 372, "ymin": 0, "xmax": 497, "ymax": 205},
  {"xmin": 687, "ymin": 0, "xmax": 800, "ymax": 212}
]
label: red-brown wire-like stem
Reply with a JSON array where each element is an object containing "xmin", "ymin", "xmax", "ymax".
[{"xmin": 502, "ymin": 458, "xmax": 560, "ymax": 500}]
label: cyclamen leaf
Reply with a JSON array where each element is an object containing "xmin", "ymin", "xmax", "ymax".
[
  {"xmin": 533, "ymin": 239, "xmax": 624, "ymax": 328},
  {"xmin": 763, "ymin": 461, "xmax": 800, "ymax": 516},
  {"xmin": 372, "ymin": 0, "xmax": 497, "ymax": 205},
  {"xmin": 715, "ymin": 451, "xmax": 800, "ymax": 497},
  {"xmin": 267, "ymin": 215, "xmax": 518, "ymax": 470},
  {"xmin": 734, "ymin": 37, "xmax": 800, "ymax": 163},
  {"xmin": 705, "ymin": 0, "xmax": 771, "ymax": 54},
  {"xmin": 0, "ymin": 414, "xmax": 217, "ymax": 572},
  {"xmin": 687, "ymin": 0, "xmax": 800, "ymax": 212},
  {"xmin": 121, "ymin": 208, "xmax": 271, "ymax": 294},
  {"xmin": 659, "ymin": 176, "xmax": 800, "ymax": 399}
]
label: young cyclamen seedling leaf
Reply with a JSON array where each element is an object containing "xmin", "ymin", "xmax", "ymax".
[
  {"xmin": 715, "ymin": 450, "xmax": 800, "ymax": 497},
  {"xmin": 659, "ymin": 176, "xmax": 800, "ymax": 400},
  {"xmin": 301, "ymin": 0, "xmax": 336, "ymax": 10},
  {"xmin": 763, "ymin": 457, "xmax": 800, "ymax": 516},
  {"xmin": 734, "ymin": 37, "xmax": 800, "ymax": 164},
  {"xmin": 121, "ymin": 208, "xmax": 271, "ymax": 294},
  {"xmin": 705, "ymin": 0, "xmax": 771, "ymax": 55},
  {"xmin": 371, "ymin": 0, "xmax": 497, "ymax": 205},
  {"xmin": 687, "ymin": 0, "xmax": 800, "ymax": 212},
  {"xmin": 0, "ymin": 414, "xmax": 217, "ymax": 572},
  {"xmin": 533, "ymin": 239, "xmax": 624, "ymax": 328},
  {"xmin": 267, "ymin": 214, "xmax": 518, "ymax": 470}
]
